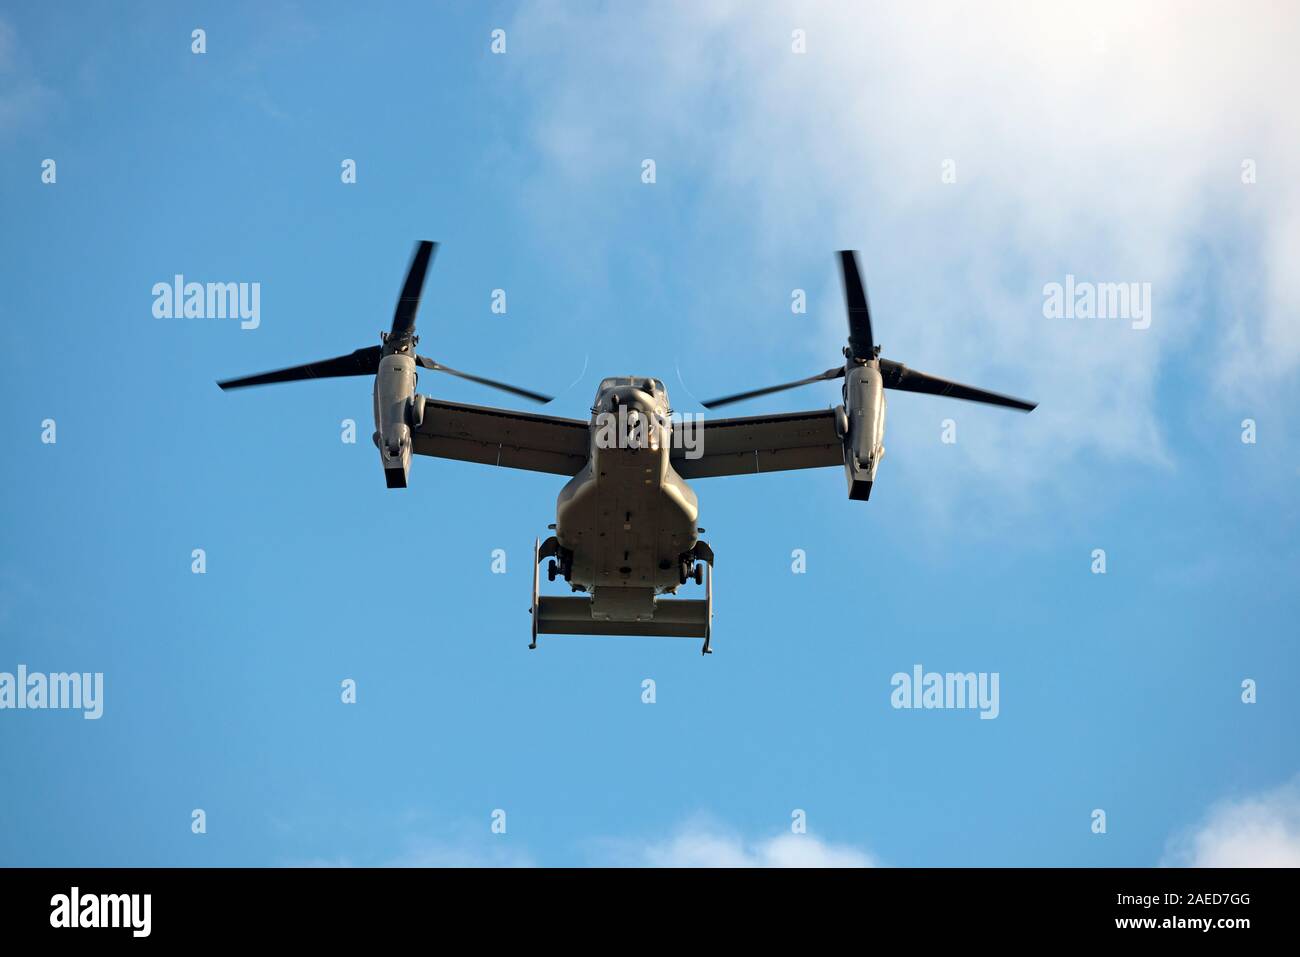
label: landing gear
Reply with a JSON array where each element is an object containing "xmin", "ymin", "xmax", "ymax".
[
  {"xmin": 676, "ymin": 541, "xmax": 714, "ymax": 655},
  {"xmin": 532, "ymin": 533, "xmax": 713, "ymax": 654},
  {"xmin": 678, "ymin": 559, "xmax": 707, "ymax": 585},
  {"xmin": 700, "ymin": 560, "xmax": 713, "ymax": 656},
  {"xmin": 538, "ymin": 536, "xmax": 571, "ymax": 583},
  {"xmin": 529, "ymin": 537, "xmax": 541, "ymax": 650},
  {"xmin": 678, "ymin": 540, "xmax": 714, "ymax": 589},
  {"xmin": 532, "ymin": 536, "xmax": 572, "ymax": 649}
]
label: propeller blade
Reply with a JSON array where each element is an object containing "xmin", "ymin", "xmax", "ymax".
[
  {"xmin": 879, "ymin": 359, "xmax": 1036, "ymax": 412},
  {"xmin": 416, "ymin": 355, "xmax": 553, "ymax": 404},
  {"xmin": 838, "ymin": 250, "xmax": 875, "ymax": 360},
  {"xmin": 701, "ymin": 366, "xmax": 845, "ymax": 409},
  {"xmin": 217, "ymin": 345, "xmax": 382, "ymax": 390},
  {"xmin": 392, "ymin": 240, "xmax": 437, "ymax": 336}
]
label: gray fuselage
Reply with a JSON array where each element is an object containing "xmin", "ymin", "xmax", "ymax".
[{"xmin": 554, "ymin": 378, "xmax": 699, "ymax": 622}]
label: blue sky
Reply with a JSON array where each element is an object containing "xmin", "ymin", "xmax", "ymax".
[{"xmin": 2, "ymin": 2, "xmax": 1298, "ymax": 866}]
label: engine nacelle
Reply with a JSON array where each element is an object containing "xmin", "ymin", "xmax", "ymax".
[
  {"xmin": 408, "ymin": 393, "xmax": 426, "ymax": 429},
  {"xmin": 373, "ymin": 353, "xmax": 417, "ymax": 488},
  {"xmin": 842, "ymin": 363, "xmax": 886, "ymax": 501},
  {"xmin": 834, "ymin": 404, "xmax": 849, "ymax": 439}
]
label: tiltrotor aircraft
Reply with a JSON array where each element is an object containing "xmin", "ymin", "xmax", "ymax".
[{"xmin": 219, "ymin": 242, "xmax": 1035, "ymax": 653}]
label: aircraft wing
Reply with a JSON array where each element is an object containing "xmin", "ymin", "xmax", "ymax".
[
  {"xmin": 671, "ymin": 409, "xmax": 842, "ymax": 478},
  {"xmin": 411, "ymin": 398, "xmax": 589, "ymax": 476}
]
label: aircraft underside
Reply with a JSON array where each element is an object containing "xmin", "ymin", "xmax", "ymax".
[
  {"xmin": 532, "ymin": 442, "xmax": 716, "ymax": 654},
  {"xmin": 218, "ymin": 243, "xmax": 1035, "ymax": 657}
]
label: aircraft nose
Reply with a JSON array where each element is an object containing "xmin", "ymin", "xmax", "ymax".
[
  {"xmin": 608, "ymin": 390, "xmax": 652, "ymax": 410},
  {"xmin": 623, "ymin": 407, "xmax": 663, "ymax": 451}
]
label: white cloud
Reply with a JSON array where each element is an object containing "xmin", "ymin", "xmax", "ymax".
[
  {"xmin": 508, "ymin": 0, "xmax": 1300, "ymax": 517},
  {"xmin": 645, "ymin": 830, "xmax": 874, "ymax": 868},
  {"xmin": 384, "ymin": 842, "xmax": 535, "ymax": 868},
  {"xmin": 0, "ymin": 18, "xmax": 16, "ymax": 72},
  {"xmin": 600, "ymin": 820, "xmax": 875, "ymax": 868},
  {"xmin": 290, "ymin": 821, "xmax": 871, "ymax": 868},
  {"xmin": 290, "ymin": 843, "xmax": 535, "ymax": 868},
  {"xmin": 0, "ymin": 18, "xmax": 56, "ymax": 137},
  {"xmin": 1163, "ymin": 776, "xmax": 1300, "ymax": 867}
]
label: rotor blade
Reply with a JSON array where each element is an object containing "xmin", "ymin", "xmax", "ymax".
[
  {"xmin": 392, "ymin": 240, "xmax": 437, "ymax": 336},
  {"xmin": 217, "ymin": 345, "xmax": 382, "ymax": 390},
  {"xmin": 416, "ymin": 355, "xmax": 553, "ymax": 404},
  {"xmin": 879, "ymin": 359, "xmax": 1036, "ymax": 412},
  {"xmin": 701, "ymin": 366, "xmax": 845, "ymax": 409},
  {"xmin": 838, "ymin": 250, "xmax": 875, "ymax": 360}
]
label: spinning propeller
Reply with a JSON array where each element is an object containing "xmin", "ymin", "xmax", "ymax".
[
  {"xmin": 701, "ymin": 251, "xmax": 1035, "ymax": 413},
  {"xmin": 218, "ymin": 241, "xmax": 552, "ymax": 404}
]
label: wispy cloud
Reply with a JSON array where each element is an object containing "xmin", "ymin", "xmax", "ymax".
[
  {"xmin": 0, "ymin": 18, "xmax": 56, "ymax": 137},
  {"xmin": 592, "ymin": 817, "xmax": 875, "ymax": 868},
  {"xmin": 1163, "ymin": 776, "xmax": 1300, "ymax": 867},
  {"xmin": 288, "ymin": 783, "xmax": 1300, "ymax": 866},
  {"xmin": 290, "ymin": 842, "xmax": 535, "ymax": 868},
  {"xmin": 508, "ymin": 0, "xmax": 1300, "ymax": 517}
]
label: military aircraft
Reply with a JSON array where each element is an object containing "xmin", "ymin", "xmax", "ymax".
[{"xmin": 219, "ymin": 242, "xmax": 1035, "ymax": 653}]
